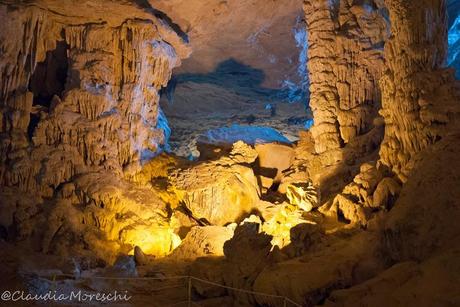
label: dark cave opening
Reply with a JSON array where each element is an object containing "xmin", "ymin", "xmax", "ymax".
[
  {"xmin": 27, "ymin": 40, "xmax": 69, "ymax": 139},
  {"xmin": 28, "ymin": 40, "xmax": 69, "ymax": 108},
  {"xmin": 27, "ymin": 114, "xmax": 40, "ymax": 140}
]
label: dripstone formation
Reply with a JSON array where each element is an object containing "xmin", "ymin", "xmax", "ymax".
[
  {"xmin": 0, "ymin": 0, "xmax": 460, "ymax": 306},
  {"xmin": 0, "ymin": 0, "xmax": 190, "ymax": 261}
]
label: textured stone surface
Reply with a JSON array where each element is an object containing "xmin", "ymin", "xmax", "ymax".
[
  {"xmin": 1, "ymin": 1, "xmax": 460, "ymax": 306},
  {"xmin": 382, "ymin": 134, "xmax": 460, "ymax": 262},
  {"xmin": 170, "ymin": 226, "xmax": 235, "ymax": 261},
  {"xmin": 304, "ymin": 0, "xmax": 389, "ymax": 159},
  {"xmin": 0, "ymin": 0, "xmax": 190, "ymax": 261},
  {"xmin": 150, "ymin": 0, "xmax": 304, "ymax": 88},
  {"xmin": 379, "ymin": 0, "xmax": 460, "ymax": 180},
  {"xmin": 253, "ymin": 232, "xmax": 383, "ymax": 306},
  {"xmin": 323, "ymin": 250, "xmax": 460, "ymax": 307},
  {"xmin": 169, "ymin": 142, "xmax": 261, "ymax": 225}
]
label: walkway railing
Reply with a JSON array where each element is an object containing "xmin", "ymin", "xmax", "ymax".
[{"xmin": 73, "ymin": 275, "xmax": 303, "ymax": 306}]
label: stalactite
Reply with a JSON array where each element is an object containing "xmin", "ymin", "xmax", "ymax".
[{"xmin": 0, "ymin": 2, "xmax": 190, "ymax": 260}]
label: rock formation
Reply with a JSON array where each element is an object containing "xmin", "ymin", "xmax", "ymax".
[
  {"xmin": 247, "ymin": 0, "xmax": 460, "ymax": 305},
  {"xmin": 169, "ymin": 142, "xmax": 261, "ymax": 225},
  {"xmin": 0, "ymin": 0, "xmax": 460, "ymax": 306},
  {"xmin": 0, "ymin": 0, "xmax": 190, "ymax": 262},
  {"xmin": 304, "ymin": 0, "xmax": 389, "ymax": 163},
  {"xmin": 379, "ymin": 0, "xmax": 460, "ymax": 180}
]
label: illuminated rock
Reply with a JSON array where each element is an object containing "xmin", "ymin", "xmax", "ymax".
[
  {"xmin": 379, "ymin": 0, "xmax": 460, "ymax": 180},
  {"xmin": 1, "ymin": 1, "xmax": 460, "ymax": 305},
  {"xmin": 372, "ymin": 177, "xmax": 401, "ymax": 209},
  {"xmin": 328, "ymin": 163, "xmax": 387, "ymax": 225},
  {"xmin": 285, "ymin": 181, "xmax": 320, "ymax": 212},
  {"xmin": 320, "ymin": 136, "xmax": 460, "ymax": 307},
  {"xmin": 0, "ymin": 0, "xmax": 190, "ymax": 261},
  {"xmin": 38, "ymin": 171, "xmax": 182, "ymax": 263},
  {"xmin": 259, "ymin": 203, "xmax": 317, "ymax": 249},
  {"xmin": 169, "ymin": 142, "xmax": 260, "ymax": 225},
  {"xmin": 170, "ymin": 226, "xmax": 235, "ymax": 260},
  {"xmin": 254, "ymin": 142, "xmax": 295, "ymax": 187},
  {"xmin": 304, "ymin": 0, "xmax": 389, "ymax": 159}
]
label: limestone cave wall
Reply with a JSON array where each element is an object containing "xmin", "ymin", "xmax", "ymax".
[
  {"xmin": 0, "ymin": 1, "xmax": 459, "ymax": 306},
  {"xmin": 0, "ymin": 0, "xmax": 190, "ymax": 261},
  {"xmin": 304, "ymin": 0, "xmax": 389, "ymax": 166},
  {"xmin": 379, "ymin": 0, "xmax": 460, "ymax": 180}
]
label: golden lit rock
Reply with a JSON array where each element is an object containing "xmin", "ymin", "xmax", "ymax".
[
  {"xmin": 285, "ymin": 181, "xmax": 320, "ymax": 212},
  {"xmin": 1, "ymin": 1, "xmax": 460, "ymax": 306},
  {"xmin": 121, "ymin": 225, "xmax": 181, "ymax": 257},
  {"xmin": 169, "ymin": 142, "xmax": 261, "ymax": 225}
]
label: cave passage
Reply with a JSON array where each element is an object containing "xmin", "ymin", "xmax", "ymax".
[
  {"xmin": 1, "ymin": 1, "xmax": 460, "ymax": 306},
  {"xmin": 159, "ymin": 7, "xmax": 310, "ymax": 158},
  {"xmin": 27, "ymin": 40, "xmax": 69, "ymax": 139}
]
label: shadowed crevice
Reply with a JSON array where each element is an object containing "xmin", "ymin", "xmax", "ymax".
[{"xmin": 132, "ymin": 0, "xmax": 189, "ymax": 42}]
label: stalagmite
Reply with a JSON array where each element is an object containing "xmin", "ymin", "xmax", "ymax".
[
  {"xmin": 1, "ymin": 1, "xmax": 460, "ymax": 306},
  {"xmin": 304, "ymin": 0, "xmax": 389, "ymax": 164},
  {"xmin": 379, "ymin": 0, "xmax": 460, "ymax": 180}
]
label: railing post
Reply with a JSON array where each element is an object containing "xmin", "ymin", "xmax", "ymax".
[
  {"xmin": 188, "ymin": 276, "xmax": 192, "ymax": 307},
  {"xmin": 283, "ymin": 297, "xmax": 287, "ymax": 307}
]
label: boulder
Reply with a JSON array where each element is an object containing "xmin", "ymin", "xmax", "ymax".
[
  {"xmin": 254, "ymin": 143, "xmax": 295, "ymax": 191},
  {"xmin": 169, "ymin": 142, "xmax": 261, "ymax": 225},
  {"xmin": 170, "ymin": 226, "xmax": 234, "ymax": 260}
]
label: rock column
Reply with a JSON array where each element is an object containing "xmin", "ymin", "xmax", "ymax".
[
  {"xmin": 380, "ymin": 0, "xmax": 460, "ymax": 180},
  {"xmin": 304, "ymin": 0, "xmax": 389, "ymax": 165}
]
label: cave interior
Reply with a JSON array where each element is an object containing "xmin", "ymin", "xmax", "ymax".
[{"xmin": 0, "ymin": 0, "xmax": 460, "ymax": 306}]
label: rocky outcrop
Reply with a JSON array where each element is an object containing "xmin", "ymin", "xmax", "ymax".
[
  {"xmin": 169, "ymin": 142, "xmax": 261, "ymax": 225},
  {"xmin": 328, "ymin": 163, "xmax": 400, "ymax": 225},
  {"xmin": 379, "ymin": 0, "xmax": 460, "ymax": 181},
  {"xmin": 170, "ymin": 225, "xmax": 235, "ymax": 261},
  {"xmin": 323, "ymin": 249, "xmax": 460, "ymax": 307},
  {"xmin": 321, "ymin": 133, "xmax": 460, "ymax": 307},
  {"xmin": 0, "ymin": 0, "xmax": 190, "ymax": 261},
  {"xmin": 382, "ymin": 133, "xmax": 460, "ymax": 262},
  {"xmin": 308, "ymin": 0, "xmax": 460, "ymax": 225},
  {"xmin": 253, "ymin": 231, "xmax": 384, "ymax": 306},
  {"xmin": 304, "ymin": 0, "xmax": 389, "ymax": 164},
  {"xmin": 254, "ymin": 142, "xmax": 294, "ymax": 191},
  {"xmin": 1, "ymin": 1, "xmax": 460, "ymax": 306}
]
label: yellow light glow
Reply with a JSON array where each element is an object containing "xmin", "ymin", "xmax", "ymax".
[
  {"xmin": 285, "ymin": 182, "xmax": 319, "ymax": 212},
  {"xmin": 121, "ymin": 225, "xmax": 181, "ymax": 256}
]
